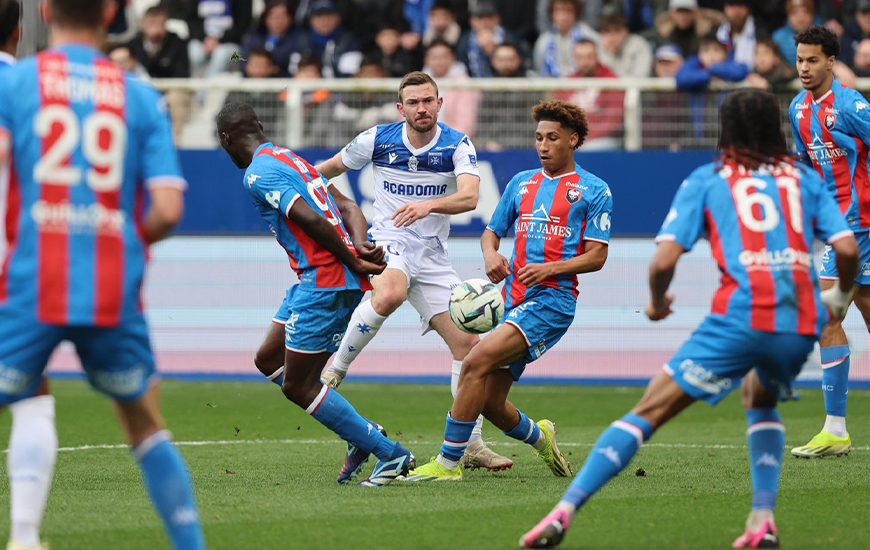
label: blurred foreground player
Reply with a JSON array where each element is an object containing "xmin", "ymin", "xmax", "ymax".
[
  {"xmin": 404, "ymin": 100, "xmax": 612, "ymax": 481},
  {"xmin": 216, "ymin": 102, "xmax": 415, "ymax": 486},
  {"xmin": 520, "ymin": 89, "xmax": 859, "ymax": 549},
  {"xmin": 0, "ymin": 1, "xmax": 205, "ymax": 549},
  {"xmin": 788, "ymin": 25, "xmax": 870, "ymax": 458},
  {"xmin": 0, "ymin": 2, "xmax": 59, "ymax": 549}
]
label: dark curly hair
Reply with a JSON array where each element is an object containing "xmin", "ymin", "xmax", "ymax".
[
  {"xmin": 794, "ymin": 25, "xmax": 840, "ymax": 58},
  {"xmin": 532, "ymin": 100, "xmax": 589, "ymax": 149},
  {"xmin": 718, "ymin": 89, "xmax": 791, "ymax": 170}
]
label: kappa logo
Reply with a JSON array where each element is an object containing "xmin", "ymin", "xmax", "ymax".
[
  {"xmin": 663, "ymin": 208, "xmax": 678, "ymax": 227},
  {"xmin": 794, "ymin": 110, "xmax": 805, "ymax": 121},
  {"xmin": 247, "ymin": 173, "xmax": 261, "ymax": 187},
  {"xmin": 388, "ymin": 152, "xmax": 398, "ymax": 164},
  {"xmin": 286, "ymin": 312, "xmax": 300, "ymax": 330},
  {"xmin": 857, "ymin": 101, "xmax": 869, "ymax": 113},
  {"xmin": 520, "ymin": 204, "xmax": 561, "ymax": 224},
  {"xmin": 519, "ymin": 186, "xmax": 529, "ymax": 195},
  {"xmin": 597, "ymin": 446, "xmax": 622, "ymax": 468},
  {"xmin": 755, "ymin": 453, "xmax": 780, "ymax": 468}
]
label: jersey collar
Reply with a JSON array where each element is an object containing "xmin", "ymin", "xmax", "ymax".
[
  {"xmin": 401, "ymin": 122, "xmax": 442, "ymax": 156},
  {"xmin": 810, "ymin": 79, "xmax": 839, "ymax": 105},
  {"xmin": 0, "ymin": 51, "xmax": 15, "ymax": 67},
  {"xmin": 541, "ymin": 169, "xmax": 577, "ymax": 180},
  {"xmin": 254, "ymin": 142, "xmax": 274, "ymax": 156}
]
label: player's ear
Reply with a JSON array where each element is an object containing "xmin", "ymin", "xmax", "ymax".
[
  {"xmin": 39, "ymin": 1, "xmax": 52, "ymax": 26},
  {"xmin": 103, "ymin": 0, "xmax": 119, "ymax": 28},
  {"xmin": 258, "ymin": 121, "xmax": 264, "ymax": 133}
]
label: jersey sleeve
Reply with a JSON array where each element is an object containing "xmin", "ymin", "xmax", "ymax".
[
  {"xmin": 452, "ymin": 135, "xmax": 481, "ymax": 178},
  {"xmin": 583, "ymin": 185, "xmax": 613, "ymax": 244},
  {"xmin": 339, "ymin": 127, "xmax": 376, "ymax": 170},
  {"xmin": 138, "ymin": 87, "xmax": 187, "ymax": 190},
  {"xmin": 247, "ymin": 164, "xmax": 307, "ymax": 219},
  {"xmin": 789, "ymin": 105, "xmax": 808, "ymax": 158},
  {"xmin": 843, "ymin": 91, "xmax": 870, "ymax": 146},
  {"xmin": 486, "ymin": 174, "xmax": 520, "ymax": 237},
  {"xmin": 655, "ymin": 174, "xmax": 707, "ymax": 251},
  {"xmin": 0, "ymin": 78, "xmax": 10, "ymax": 164}
]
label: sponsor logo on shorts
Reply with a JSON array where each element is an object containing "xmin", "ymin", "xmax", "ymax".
[
  {"xmin": 531, "ymin": 339, "xmax": 547, "ymax": 358},
  {"xmin": 0, "ymin": 363, "xmax": 31, "ymax": 394},
  {"xmin": 508, "ymin": 301, "xmax": 537, "ymax": 318},
  {"xmin": 90, "ymin": 364, "xmax": 148, "ymax": 397},
  {"xmin": 678, "ymin": 358, "xmax": 732, "ymax": 395},
  {"xmin": 863, "ymin": 262, "xmax": 870, "ymax": 276}
]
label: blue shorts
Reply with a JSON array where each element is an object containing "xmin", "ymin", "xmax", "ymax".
[
  {"xmin": 0, "ymin": 307, "xmax": 156, "ymax": 405},
  {"xmin": 499, "ymin": 287, "xmax": 576, "ymax": 381},
  {"xmin": 820, "ymin": 229, "xmax": 870, "ymax": 285},
  {"xmin": 279, "ymin": 286, "xmax": 363, "ymax": 354},
  {"xmin": 666, "ymin": 315, "xmax": 816, "ymax": 405}
]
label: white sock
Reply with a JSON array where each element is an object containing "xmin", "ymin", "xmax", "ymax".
[
  {"xmin": 328, "ymin": 300, "xmax": 387, "ymax": 376},
  {"xmin": 531, "ymin": 429, "xmax": 545, "ymax": 451},
  {"xmin": 450, "ymin": 359, "xmax": 484, "ymax": 444},
  {"xmin": 435, "ymin": 454, "xmax": 459, "ymax": 470},
  {"xmin": 8, "ymin": 395, "xmax": 58, "ymax": 548},
  {"xmin": 823, "ymin": 415, "xmax": 847, "ymax": 438}
]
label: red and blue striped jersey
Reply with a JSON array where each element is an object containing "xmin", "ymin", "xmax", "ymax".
[
  {"xmin": 0, "ymin": 45, "xmax": 186, "ymax": 327},
  {"xmin": 486, "ymin": 167, "xmax": 612, "ymax": 309},
  {"xmin": 789, "ymin": 79, "xmax": 870, "ymax": 231},
  {"xmin": 656, "ymin": 160, "xmax": 852, "ymax": 337},
  {"xmin": 244, "ymin": 143, "xmax": 372, "ymax": 292}
]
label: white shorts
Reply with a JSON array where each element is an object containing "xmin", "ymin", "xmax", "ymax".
[{"xmin": 369, "ymin": 228, "xmax": 461, "ymax": 335}]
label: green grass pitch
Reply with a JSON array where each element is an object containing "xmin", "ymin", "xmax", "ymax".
[{"xmin": 1, "ymin": 379, "xmax": 868, "ymax": 549}]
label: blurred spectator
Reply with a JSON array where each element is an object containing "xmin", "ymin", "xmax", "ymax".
[
  {"xmin": 490, "ymin": 0, "xmax": 539, "ymax": 47},
  {"xmin": 351, "ymin": 58, "xmax": 399, "ymax": 130},
  {"xmin": 675, "ymin": 35, "xmax": 748, "ymax": 89},
  {"xmin": 654, "ymin": 0, "xmax": 725, "ymax": 58},
  {"xmin": 374, "ymin": 23, "xmax": 422, "ymax": 77},
  {"xmin": 534, "ymin": 0, "xmax": 600, "ymax": 76},
  {"xmin": 841, "ymin": 0, "xmax": 870, "ymax": 68},
  {"xmin": 558, "ymin": 40, "xmax": 624, "ymax": 149},
  {"xmin": 343, "ymin": 0, "xmax": 405, "ymax": 49},
  {"xmin": 613, "ymin": 0, "xmax": 655, "ymax": 34},
  {"xmin": 187, "ymin": 0, "xmax": 253, "ymax": 77},
  {"xmin": 405, "ymin": 0, "xmax": 468, "ymax": 37},
  {"xmin": 239, "ymin": 0, "xmax": 298, "ymax": 77},
  {"xmin": 598, "ymin": 13, "xmax": 653, "ymax": 77},
  {"xmin": 422, "ymin": 0, "xmax": 462, "ymax": 48},
  {"xmin": 290, "ymin": 0, "xmax": 362, "ymax": 77},
  {"xmin": 772, "ymin": 0, "xmax": 814, "ymax": 64},
  {"xmin": 491, "ymin": 42, "xmax": 533, "ymax": 77},
  {"xmin": 852, "ymin": 38, "xmax": 870, "ymax": 76},
  {"xmin": 537, "ymin": 0, "xmax": 604, "ymax": 35},
  {"xmin": 108, "ymin": 44, "xmax": 149, "ymax": 79},
  {"xmin": 715, "ymin": 0, "xmax": 761, "ymax": 70},
  {"xmin": 128, "ymin": 5, "xmax": 191, "ymax": 79},
  {"xmin": 422, "ymin": 39, "xmax": 479, "ymax": 137},
  {"xmin": 653, "ymin": 43, "xmax": 684, "ymax": 77},
  {"xmin": 457, "ymin": 0, "xmax": 526, "ymax": 78},
  {"xmin": 226, "ymin": 47, "xmax": 285, "ymax": 141},
  {"xmin": 107, "ymin": 0, "xmax": 138, "ymax": 45},
  {"xmin": 745, "ymin": 38, "xmax": 797, "ymax": 90},
  {"xmin": 243, "ymin": 45, "xmax": 280, "ymax": 77}
]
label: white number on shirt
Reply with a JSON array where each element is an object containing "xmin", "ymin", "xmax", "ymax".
[{"xmin": 732, "ymin": 176, "xmax": 803, "ymax": 234}]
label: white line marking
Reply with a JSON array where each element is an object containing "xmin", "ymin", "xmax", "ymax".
[{"xmin": 1, "ymin": 439, "xmax": 862, "ymax": 454}]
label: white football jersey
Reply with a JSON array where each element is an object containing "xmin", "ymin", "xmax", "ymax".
[{"xmin": 340, "ymin": 121, "xmax": 480, "ymax": 243}]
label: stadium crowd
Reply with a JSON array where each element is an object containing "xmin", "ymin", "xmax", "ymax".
[{"xmin": 96, "ymin": 0, "xmax": 870, "ymax": 149}]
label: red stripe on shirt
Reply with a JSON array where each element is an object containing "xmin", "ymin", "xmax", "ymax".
[
  {"xmin": 705, "ymin": 208, "xmax": 736, "ymax": 315},
  {"xmin": 509, "ymin": 173, "xmax": 544, "ymax": 306},
  {"xmin": 36, "ymin": 52, "xmax": 70, "ymax": 324},
  {"xmin": 776, "ymin": 173, "xmax": 817, "ymax": 335},
  {"xmin": 818, "ymin": 95, "xmax": 853, "ymax": 215},
  {"xmin": 852, "ymin": 137, "xmax": 870, "ymax": 228},
  {"xmin": 726, "ymin": 167, "xmax": 776, "ymax": 331},
  {"xmin": 541, "ymin": 174, "xmax": 577, "ymax": 291},
  {"xmin": 92, "ymin": 58, "xmax": 126, "ymax": 326},
  {"xmin": 0, "ymin": 161, "xmax": 20, "ymax": 302}
]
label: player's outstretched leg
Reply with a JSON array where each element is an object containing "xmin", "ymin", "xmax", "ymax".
[
  {"xmin": 117, "ymin": 387, "xmax": 205, "ymax": 550},
  {"xmin": 6, "ymin": 389, "xmax": 57, "ymax": 550},
  {"xmin": 520, "ymin": 372, "xmax": 693, "ymax": 549},
  {"xmin": 791, "ymin": 343, "xmax": 851, "ymax": 458}
]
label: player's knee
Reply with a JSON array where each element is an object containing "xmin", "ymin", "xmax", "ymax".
[
  {"xmin": 253, "ymin": 349, "xmax": 280, "ymax": 377},
  {"xmin": 451, "ymin": 333, "xmax": 480, "ymax": 360},
  {"xmin": 371, "ymin": 289, "xmax": 405, "ymax": 315}
]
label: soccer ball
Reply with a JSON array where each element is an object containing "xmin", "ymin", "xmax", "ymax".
[{"xmin": 448, "ymin": 278, "xmax": 505, "ymax": 334}]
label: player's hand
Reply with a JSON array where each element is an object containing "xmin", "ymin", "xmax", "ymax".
[
  {"xmin": 516, "ymin": 263, "xmax": 555, "ymax": 286},
  {"xmin": 353, "ymin": 257, "xmax": 387, "ymax": 276},
  {"xmin": 204, "ymin": 36, "xmax": 220, "ymax": 54},
  {"xmin": 484, "ymin": 251, "xmax": 510, "ymax": 283},
  {"xmin": 391, "ymin": 201, "xmax": 432, "ymax": 228},
  {"xmin": 354, "ymin": 240, "xmax": 385, "ymax": 264},
  {"xmin": 645, "ymin": 294, "xmax": 674, "ymax": 321},
  {"xmin": 821, "ymin": 285, "xmax": 854, "ymax": 321}
]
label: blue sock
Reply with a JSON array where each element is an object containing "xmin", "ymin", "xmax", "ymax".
[
  {"xmin": 133, "ymin": 431, "xmax": 204, "ymax": 550},
  {"xmin": 439, "ymin": 412, "xmax": 477, "ymax": 462},
  {"xmin": 267, "ymin": 366, "xmax": 284, "ymax": 387},
  {"xmin": 307, "ymin": 385, "xmax": 396, "ymax": 460},
  {"xmin": 561, "ymin": 413, "xmax": 653, "ymax": 509},
  {"xmin": 820, "ymin": 345, "xmax": 850, "ymax": 417},
  {"xmin": 502, "ymin": 408, "xmax": 541, "ymax": 445},
  {"xmin": 745, "ymin": 408, "xmax": 784, "ymax": 511}
]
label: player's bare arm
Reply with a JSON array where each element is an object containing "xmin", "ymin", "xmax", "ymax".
[
  {"xmin": 142, "ymin": 187, "xmax": 184, "ymax": 244},
  {"xmin": 314, "ymin": 152, "xmax": 350, "ymax": 179},
  {"xmin": 481, "ymin": 228, "xmax": 510, "ymax": 283},
  {"xmin": 328, "ymin": 183, "xmax": 385, "ymax": 263},
  {"xmin": 516, "ymin": 241, "xmax": 608, "ymax": 287},
  {"xmin": 645, "ymin": 240, "xmax": 683, "ymax": 321},
  {"xmin": 391, "ymin": 173, "xmax": 480, "ymax": 227},
  {"xmin": 287, "ymin": 197, "xmax": 386, "ymax": 276}
]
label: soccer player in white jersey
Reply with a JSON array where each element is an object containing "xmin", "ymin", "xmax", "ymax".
[{"xmin": 315, "ymin": 71, "xmax": 513, "ymax": 471}]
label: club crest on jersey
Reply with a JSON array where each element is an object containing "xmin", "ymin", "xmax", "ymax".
[
  {"xmin": 428, "ymin": 152, "xmax": 442, "ymax": 167},
  {"xmin": 825, "ymin": 113, "xmax": 836, "ymax": 129},
  {"xmin": 408, "ymin": 155, "xmax": 419, "ymax": 172},
  {"xmin": 566, "ymin": 188, "xmax": 581, "ymax": 204}
]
